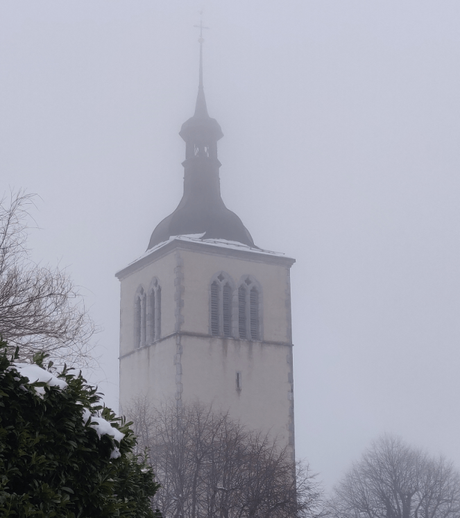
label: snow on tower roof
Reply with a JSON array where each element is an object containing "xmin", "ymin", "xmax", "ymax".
[{"xmin": 116, "ymin": 233, "xmax": 294, "ymax": 279}]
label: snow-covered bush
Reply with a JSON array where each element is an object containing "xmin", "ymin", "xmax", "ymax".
[{"xmin": 0, "ymin": 337, "xmax": 162, "ymax": 517}]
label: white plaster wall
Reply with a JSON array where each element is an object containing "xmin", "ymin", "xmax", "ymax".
[
  {"xmin": 119, "ymin": 337, "xmax": 177, "ymax": 413},
  {"xmin": 179, "ymin": 334, "xmax": 293, "ymax": 448},
  {"xmin": 120, "ymin": 334, "xmax": 293, "ymax": 449},
  {"xmin": 118, "ymin": 242, "xmax": 295, "ymax": 450}
]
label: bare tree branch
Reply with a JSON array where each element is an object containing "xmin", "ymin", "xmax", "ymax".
[
  {"xmin": 0, "ymin": 189, "xmax": 96, "ymax": 367},
  {"xmin": 327, "ymin": 435, "xmax": 460, "ymax": 518},
  {"xmin": 127, "ymin": 399, "xmax": 324, "ymax": 518}
]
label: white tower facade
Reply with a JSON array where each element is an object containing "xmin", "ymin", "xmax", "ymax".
[{"xmin": 116, "ymin": 55, "xmax": 296, "ymax": 452}]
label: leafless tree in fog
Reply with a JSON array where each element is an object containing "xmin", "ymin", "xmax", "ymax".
[
  {"xmin": 327, "ymin": 434, "xmax": 460, "ymax": 518},
  {"xmin": 0, "ymin": 190, "xmax": 95, "ymax": 366},
  {"xmin": 128, "ymin": 399, "xmax": 324, "ymax": 518}
]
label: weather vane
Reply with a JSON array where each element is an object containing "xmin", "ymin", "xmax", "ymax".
[
  {"xmin": 194, "ymin": 11, "xmax": 209, "ymax": 44},
  {"xmin": 194, "ymin": 12, "xmax": 209, "ymax": 88}
]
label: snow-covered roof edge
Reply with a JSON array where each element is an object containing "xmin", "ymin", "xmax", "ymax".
[{"xmin": 116, "ymin": 234, "xmax": 295, "ymax": 278}]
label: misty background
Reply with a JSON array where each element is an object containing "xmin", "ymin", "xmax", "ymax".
[{"xmin": 1, "ymin": 1, "xmax": 459, "ymax": 490}]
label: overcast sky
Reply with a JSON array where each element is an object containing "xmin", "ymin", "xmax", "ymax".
[{"xmin": 2, "ymin": 1, "xmax": 460, "ymax": 490}]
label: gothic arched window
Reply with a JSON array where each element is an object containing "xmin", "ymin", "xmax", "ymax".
[
  {"xmin": 223, "ymin": 283, "xmax": 232, "ymax": 337},
  {"xmin": 238, "ymin": 277, "xmax": 261, "ymax": 341},
  {"xmin": 147, "ymin": 279, "xmax": 161, "ymax": 343},
  {"xmin": 134, "ymin": 286, "xmax": 146, "ymax": 348},
  {"xmin": 238, "ymin": 285, "xmax": 247, "ymax": 338},
  {"xmin": 210, "ymin": 273, "xmax": 234, "ymax": 337},
  {"xmin": 211, "ymin": 281, "xmax": 219, "ymax": 335}
]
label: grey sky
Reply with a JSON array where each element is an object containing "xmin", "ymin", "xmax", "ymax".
[{"xmin": 2, "ymin": 1, "xmax": 460, "ymax": 489}]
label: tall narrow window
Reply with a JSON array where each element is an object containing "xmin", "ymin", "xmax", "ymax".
[
  {"xmin": 210, "ymin": 273, "xmax": 234, "ymax": 337},
  {"xmin": 236, "ymin": 371, "xmax": 242, "ymax": 392},
  {"xmin": 141, "ymin": 292, "xmax": 146, "ymax": 345},
  {"xmin": 135, "ymin": 287, "xmax": 146, "ymax": 348},
  {"xmin": 238, "ymin": 285, "xmax": 247, "ymax": 339},
  {"xmin": 148, "ymin": 288, "xmax": 155, "ymax": 342},
  {"xmin": 146, "ymin": 280, "xmax": 162, "ymax": 343},
  {"xmin": 223, "ymin": 283, "xmax": 232, "ymax": 337},
  {"xmin": 238, "ymin": 278, "xmax": 261, "ymax": 340},
  {"xmin": 211, "ymin": 281, "xmax": 219, "ymax": 336},
  {"xmin": 156, "ymin": 286, "xmax": 161, "ymax": 340},
  {"xmin": 250, "ymin": 287, "xmax": 260, "ymax": 340},
  {"xmin": 135, "ymin": 293, "xmax": 141, "ymax": 348}
]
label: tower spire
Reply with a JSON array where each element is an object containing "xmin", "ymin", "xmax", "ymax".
[
  {"xmin": 146, "ymin": 23, "xmax": 256, "ymax": 250},
  {"xmin": 194, "ymin": 17, "xmax": 209, "ymax": 118},
  {"xmin": 198, "ymin": 19, "xmax": 205, "ymax": 88}
]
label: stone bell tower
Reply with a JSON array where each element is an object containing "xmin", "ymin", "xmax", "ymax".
[{"xmin": 116, "ymin": 41, "xmax": 296, "ymax": 452}]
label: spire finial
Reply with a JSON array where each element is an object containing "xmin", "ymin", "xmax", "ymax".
[{"xmin": 194, "ymin": 13, "xmax": 208, "ymax": 89}]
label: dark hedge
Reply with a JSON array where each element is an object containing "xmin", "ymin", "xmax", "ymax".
[{"xmin": 0, "ymin": 338, "xmax": 162, "ymax": 517}]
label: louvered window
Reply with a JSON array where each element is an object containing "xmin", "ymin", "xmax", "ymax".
[
  {"xmin": 250, "ymin": 287, "xmax": 260, "ymax": 340},
  {"xmin": 238, "ymin": 285, "xmax": 247, "ymax": 339},
  {"xmin": 147, "ymin": 281, "xmax": 162, "ymax": 343},
  {"xmin": 156, "ymin": 287, "xmax": 161, "ymax": 340},
  {"xmin": 135, "ymin": 294, "xmax": 142, "ymax": 348},
  {"xmin": 135, "ymin": 287, "xmax": 146, "ymax": 348},
  {"xmin": 238, "ymin": 278, "xmax": 261, "ymax": 340},
  {"xmin": 148, "ymin": 289, "xmax": 155, "ymax": 342},
  {"xmin": 223, "ymin": 284, "xmax": 232, "ymax": 337},
  {"xmin": 211, "ymin": 281, "xmax": 219, "ymax": 335},
  {"xmin": 210, "ymin": 274, "xmax": 234, "ymax": 337}
]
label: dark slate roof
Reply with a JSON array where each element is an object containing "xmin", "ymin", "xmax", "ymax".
[
  {"xmin": 147, "ymin": 80, "xmax": 255, "ymax": 250},
  {"xmin": 147, "ymin": 186, "xmax": 255, "ymax": 249}
]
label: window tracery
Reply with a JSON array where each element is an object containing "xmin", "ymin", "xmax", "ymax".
[
  {"xmin": 134, "ymin": 279, "xmax": 161, "ymax": 349},
  {"xmin": 134, "ymin": 287, "xmax": 146, "ymax": 348},
  {"xmin": 209, "ymin": 274, "xmax": 261, "ymax": 340},
  {"xmin": 148, "ymin": 279, "xmax": 161, "ymax": 343},
  {"xmin": 210, "ymin": 273, "xmax": 234, "ymax": 337},
  {"xmin": 238, "ymin": 277, "xmax": 261, "ymax": 341}
]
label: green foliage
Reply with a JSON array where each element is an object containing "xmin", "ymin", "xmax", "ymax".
[{"xmin": 0, "ymin": 337, "xmax": 162, "ymax": 517}]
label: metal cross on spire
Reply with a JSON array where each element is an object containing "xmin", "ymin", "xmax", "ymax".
[{"xmin": 194, "ymin": 13, "xmax": 209, "ymax": 88}]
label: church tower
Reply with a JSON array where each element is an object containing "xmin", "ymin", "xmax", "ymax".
[{"xmin": 116, "ymin": 43, "xmax": 296, "ymax": 452}]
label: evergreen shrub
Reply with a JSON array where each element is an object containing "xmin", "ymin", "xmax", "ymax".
[{"xmin": 0, "ymin": 338, "xmax": 162, "ymax": 517}]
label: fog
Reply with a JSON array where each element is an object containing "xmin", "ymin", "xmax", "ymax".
[{"xmin": 2, "ymin": 1, "xmax": 460, "ymax": 489}]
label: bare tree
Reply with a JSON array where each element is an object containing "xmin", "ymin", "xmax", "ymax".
[
  {"xmin": 128, "ymin": 399, "xmax": 324, "ymax": 518},
  {"xmin": 328, "ymin": 435, "xmax": 460, "ymax": 518},
  {"xmin": 0, "ymin": 190, "xmax": 95, "ymax": 366}
]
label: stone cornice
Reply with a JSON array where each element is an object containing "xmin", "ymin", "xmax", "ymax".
[
  {"xmin": 119, "ymin": 331, "xmax": 294, "ymax": 360},
  {"xmin": 116, "ymin": 238, "xmax": 295, "ymax": 280}
]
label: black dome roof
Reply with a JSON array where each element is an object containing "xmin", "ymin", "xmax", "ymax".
[
  {"xmin": 148, "ymin": 173, "xmax": 255, "ymax": 249},
  {"xmin": 147, "ymin": 75, "xmax": 255, "ymax": 250}
]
